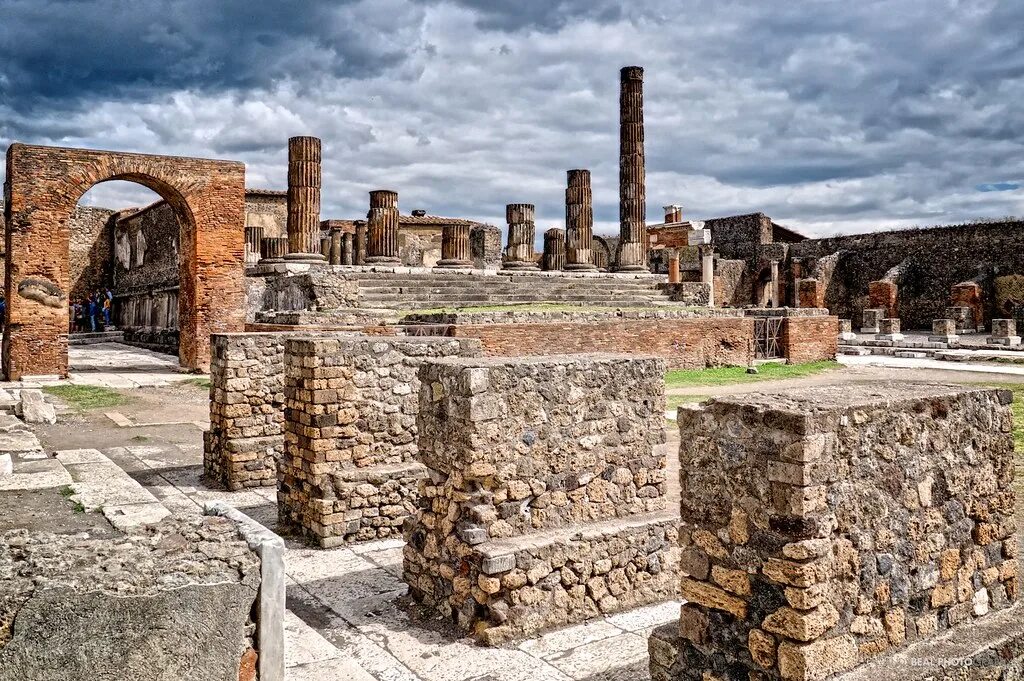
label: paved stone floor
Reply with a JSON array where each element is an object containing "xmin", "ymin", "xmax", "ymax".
[{"xmin": 66, "ymin": 342, "xmax": 198, "ymax": 388}]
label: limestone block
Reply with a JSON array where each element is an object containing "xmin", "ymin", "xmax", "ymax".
[{"xmin": 16, "ymin": 389, "xmax": 56, "ymax": 424}]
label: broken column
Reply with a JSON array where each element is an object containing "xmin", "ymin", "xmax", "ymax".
[
  {"xmin": 365, "ymin": 190, "xmax": 401, "ymax": 265},
  {"xmin": 770, "ymin": 259, "xmax": 781, "ymax": 308},
  {"xmin": 244, "ymin": 225, "xmax": 263, "ymax": 265},
  {"xmin": 284, "ymin": 136, "xmax": 326, "ymax": 263},
  {"xmin": 668, "ymin": 250, "xmax": 681, "ymax": 283},
  {"xmin": 617, "ymin": 66, "xmax": 649, "ymax": 272},
  {"xmin": 564, "ymin": 169, "xmax": 597, "ymax": 271},
  {"xmin": 279, "ymin": 335, "xmax": 482, "ymax": 546},
  {"xmin": 542, "ymin": 228, "xmax": 565, "ymax": 271},
  {"xmin": 860, "ymin": 307, "xmax": 885, "ymax": 334},
  {"xmin": 260, "ymin": 236, "xmax": 288, "ymax": 262},
  {"xmin": 988, "ymin": 319, "xmax": 1021, "ymax": 347},
  {"xmin": 928, "ymin": 318, "xmax": 959, "ymax": 344},
  {"xmin": 404, "ymin": 355, "xmax": 675, "ymax": 645},
  {"xmin": 436, "ymin": 222, "xmax": 472, "ymax": 269},
  {"xmin": 501, "ymin": 203, "xmax": 539, "ymax": 270},
  {"xmin": 701, "ymin": 246, "xmax": 715, "ymax": 307},
  {"xmin": 650, "ymin": 383, "xmax": 1018, "ymax": 681}
]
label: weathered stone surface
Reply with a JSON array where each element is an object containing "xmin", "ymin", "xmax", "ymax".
[
  {"xmin": 404, "ymin": 354, "xmax": 673, "ymax": 643},
  {"xmin": 15, "ymin": 389, "xmax": 56, "ymax": 425},
  {"xmin": 0, "ymin": 516, "xmax": 260, "ymax": 681}
]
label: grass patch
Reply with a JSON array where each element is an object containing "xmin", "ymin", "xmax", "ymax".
[
  {"xmin": 59, "ymin": 485, "xmax": 75, "ymax": 498},
  {"xmin": 182, "ymin": 377, "xmax": 211, "ymax": 389},
  {"xmin": 665, "ymin": 360, "xmax": 840, "ymax": 389},
  {"xmin": 42, "ymin": 384, "xmax": 128, "ymax": 411},
  {"xmin": 666, "ymin": 394, "xmax": 711, "ymax": 410},
  {"xmin": 130, "ymin": 435, "xmax": 150, "ymax": 443},
  {"xmin": 71, "ymin": 500, "xmax": 86, "ymax": 514}
]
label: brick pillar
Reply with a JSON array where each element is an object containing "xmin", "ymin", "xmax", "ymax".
[
  {"xmin": 617, "ymin": 66, "xmax": 648, "ymax": 272},
  {"xmin": 342, "ymin": 232, "xmax": 354, "ymax": 265},
  {"xmin": 564, "ymin": 169, "xmax": 597, "ymax": 271},
  {"xmin": 798, "ymin": 278, "xmax": 822, "ymax": 308},
  {"xmin": 354, "ymin": 220, "xmax": 367, "ymax": 265},
  {"xmin": 260, "ymin": 237, "xmax": 288, "ymax": 262},
  {"xmin": 668, "ymin": 250, "xmax": 680, "ymax": 283},
  {"xmin": 244, "ymin": 225, "xmax": 263, "ymax": 265},
  {"xmin": 868, "ymin": 280, "xmax": 898, "ymax": 318},
  {"xmin": 542, "ymin": 228, "xmax": 566, "ymax": 271},
  {"xmin": 436, "ymin": 223, "xmax": 472, "ymax": 269},
  {"xmin": 365, "ymin": 190, "xmax": 401, "ymax": 265},
  {"xmin": 502, "ymin": 203, "xmax": 539, "ymax": 270},
  {"xmin": 284, "ymin": 136, "xmax": 325, "ymax": 262}
]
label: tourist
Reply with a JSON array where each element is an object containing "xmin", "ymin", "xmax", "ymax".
[
  {"xmin": 102, "ymin": 296, "xmax": 111, "ymax": 327},
  {"xmin": 0, "ymin": 295, "xmax": 6, "ymax": 333},
  {"xmin": 88, "ymin": 295, "xmax": 98, "ymax": 332}
]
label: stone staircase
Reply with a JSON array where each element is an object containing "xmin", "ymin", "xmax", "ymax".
[
  {"xmin": 69, "ymin": 330, "xmax": 124, "ymax": 346},
  {"xmin": 352, "ymin": 271, "xmax": 683, "ymax": 309}
]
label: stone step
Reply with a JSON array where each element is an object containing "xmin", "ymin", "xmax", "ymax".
[
  {"xmin": 55, "ymin": 449, "xmax": 170, "ymax": 531},
  {"xmin": 69, "ymin": 330, "xmax": 124, "ymax": 346},
  {"xmin": 838, "ymin": 346, "xmax": 872, "ymax": 356}
]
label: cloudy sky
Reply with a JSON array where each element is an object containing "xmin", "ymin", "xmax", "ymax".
[{"xmin": 1, "ymin": 0, "xmax": 1022, "ymax": 238}]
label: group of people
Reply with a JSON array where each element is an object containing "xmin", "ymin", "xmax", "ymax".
[{"xmin": 70, "ymin": 289, "xmax": 113, "ymax": 333}]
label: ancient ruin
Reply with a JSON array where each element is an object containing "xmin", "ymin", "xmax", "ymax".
[
  {"xmin": 365, "ymin": 190, "xmax": 402, "ymax": 265},
  {"xmin": 502, "ymin": 203, "xmax": 540, "ymax": 270},
  {"xmin": 618, "ymin": 66, "xmax": 649, "ymax": 272},
  {"xmin": 284, "ymin": 136, "xmax": 325, "ymax": 263},
  {"xmin": 565, "ymin": 169, "xmax": 598, "ymax": 271}
]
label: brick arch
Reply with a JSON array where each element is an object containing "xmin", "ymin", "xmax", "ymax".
[{"xmin": 3, "ymin": 143, "xmax": 246, "ymax": 379}]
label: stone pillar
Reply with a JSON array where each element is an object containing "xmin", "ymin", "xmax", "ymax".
[
  {"xmin": 929, "ymin": 319, "xmax": 958, "ymax": 344},
  {"xmin": 244, "ymin": 225, "xmax": 263, "ymax": 265},
  {"xmin": 879, "ymin": 317, "xmax": 904, "ymax": 341},
  {"xmin": 260, "ymin": 236, "xmax": 288, "ymax": 262},
  {"xmin": 354, "ymin": 220, "xmax": 367, "ymax": 265},
  {"xmin": 797, "ymin": 278, "xmax": 822, "ymax": 309},
  {"xmin": 541, "ymin": 228, "xmax": 566, "ymax": 271},
  {"xmin": 838, "ymin": 319, "xmax": 856, "ymax": 341},
  {"xmin": 668, "ymin": 250, "xmax": 680, "ymax": 283},
  {"xmin": 988, "ymin": 319, "xmax": 1021, "ymax": 347},
  {"xmin": 319, "ymin": 236, "xmax": 331, "ymax": 260},
  {"xmin": 701, "ymin": 247, "xmax": 715, "ymax": 307},
  {"xmin": 365, "ymin": 190, "xmax": 400, "ymax": 265},
  {"xmin": 617, "ymin": 65, "xmax": 648, "ymax": 272},
  {"xmin": 436, "ymin": 223, "xmax": 472, "ymax": 269},
  {"xmin": 284, "ymin": 136, "xmax": 325, "ymax": 262},
  {"xmin": 564, "ymin": 169, "xmax": 597, "ymax": 271},
  {"xmin": 342, "ymin": 232, "xmax": 354, "ymax": 266},
  {"xmin": 769, "ymin": 259, "xmax": 780, "ymax": 308},
  {"xmin": 502, "ymin": 203, "xmax": 539, "ymax": 270},
  {"xmin": 329, "ymin": 228, "xmax": 343, "ymax": 265}
]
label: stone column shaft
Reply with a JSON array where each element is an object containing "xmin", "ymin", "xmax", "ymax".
[
  {"xmin": 502, "ymin": 204, "xmax": 539, "ymax": 270},
  {"xmin": 260, "ymin": 237, "xmax": 288, "ymax": 262},
  {"xmin": 617, "ymin": 66, "xmax": 648, "ymax": 272},
  {"xmin": 342, "ymin": 232, "xmax": 355, "ymax": 266},
  {"xmin": 354, "ymin": 221, "xmax": 367, "ymax": 265},
  {"xmin": 770, "ymin": 259, "xmax": 780, "ymax": 308},
  {"xmin": 285, "ymin": 136, "xmax": 325, "ymax": 262},
  {"xmin": 668, "ymin": 250, "xmax": 680, "ymax": 283},
  {"xmin": 244, "ymin": 225, "xmax": 263, "ymax": 264},
  {"xmin": 437, "ymin": 223, "xmax": 472, "ymax": 269},
  {"xmin": 329, "ymin": 229, "xmax": 343, "ymax": 266},
  {"xmin": 701, "ymin": 246, "xmax": 715, "ymax": 307},
  {"xmin": 365, "ymin": 190, "xmax": 401, "ymax": 265},
  {"xmin": 565, "ymin": 169, "xmax": 597, "ymax": 271},
  {"xmin": 542, "ymin": 228, "xmax": 566, "ymax": 271}
]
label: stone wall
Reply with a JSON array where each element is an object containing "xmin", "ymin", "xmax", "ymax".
[
  {"xmin": 204, "ymin": 332, "xmax": 287, "ymax": 491},
  {"xmin": 650, "ymin": 383, "xmax": 1016, "ymax": 681},
  {"xmin": 789, "ymin": 219, "xmax": 1024, "ymax": 329},
  {"xmin": 245, "ymin": 190, "xmax": 287, "ymax": 239},
  {"xmin": 402, "ymin": 310, "xmax": 756, "ymax": 369},
  {"xmin": 0, "ymin": 516, "xmax": 261, "ymax": 681},
  {"xmin": 404, "ymin": 355, "xmax": 676, "ymax": 644},
  {"xmin": 279, "ymin": 335, "xmax": 482, "ymax": 546},
  {"xmin": 781, "ymin": 316, "xmax": 839, "ymax": 364}
]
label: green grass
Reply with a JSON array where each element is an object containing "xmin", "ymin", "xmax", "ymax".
[
  {"xmin": 42, "ymin": 384, "xmax": 129, "ymax": 411},
  {"xmin": 182, "ymin": 377, "xmax": 211, "ymax": 389},
  {"xmin": 130, "ymin": 435, "xmax": 150, "ymax": 443},
  {"xmin": 667, "ymin": 394, "xmax": 711, "ymax": 410},
  {"xmin": 664, "ymin": 360, "xmax": 840, "ymax": 389},
  {"xmin": 59, "ymin": 485, "xmax": 75, "ymax": 498}
]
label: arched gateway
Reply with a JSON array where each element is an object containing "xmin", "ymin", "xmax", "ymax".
[{"xmin": 3, "ymin": 143, "xmax": 246, "ymax": 380}]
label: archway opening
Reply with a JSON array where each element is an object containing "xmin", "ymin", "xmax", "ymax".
[{"xmin": 69, "ymin": 180, "xmax": 186, "ymax": 372}]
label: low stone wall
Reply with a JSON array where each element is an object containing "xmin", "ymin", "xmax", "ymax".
[
  {"xmin": 0, "ymin": 516, "xmax": 262, "ymax": 681},
  {"xmin": 279, "ymin": 335, "xmax": 482, "ymax": 546},
  {"xmin": 203, "ymin": 332, "xmax": 287, "ymax": 490},
  {"xmin": 402, "ymin": 310, "xmax": 755, "ymax": 369},
  {"xmin": 650, "ymin": 383, "xmax": 1016, "ymax": 681},
  {"xmin": 404, "ymin": 355, "xmax": 676, "ymax": 644},
  {"xmin": 656, "ymin": 282, "xmax": 712, "ymax": 306},
  {"xmin": 781, "ymin": 315, "xmax": 839, "ymax": 363}
]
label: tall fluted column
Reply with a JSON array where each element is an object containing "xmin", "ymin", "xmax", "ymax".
[
  {"xmin": 502, "ymin": 204, "xmax": 539, "ymax": 270},
  {"xmin": 543, "ymin": 228, "xmax": 566, "ymax": 271},
  {"xmin": 436, "ymin": 223, "xmax": 472, "ymax": 269},
  {"xmin": 565, "ymin": 169, "xmax": 597, "ymax": 271},
  {"xmin": 285, "ymin": 136, "xmax": 325, "ymax": 262},
  {"xmin": 365, "ymin": 190, "xmax": 401, "ymax": 265},
  {"xmin": 617, "ymin": 66, "xmax": 648, "ymax": 272},
  {"xmin": 244, "ymin": 225, "xmax": 263, "ymax": 264}
]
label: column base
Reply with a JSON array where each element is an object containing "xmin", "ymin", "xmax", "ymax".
[
  {"xmin": 434, "ymin": 260, "xmax": 472, "ymax": 269},
  {"xmin": 616, "ymin": 265, "xmax": 650, "ymax": 273},
  {"xmin": 364, "ymin": 256, "xmax": 402, "ymax": 265},
  {"xmin": 283, "ymin": 253, "xmax": 327, "ymax": 263},
  {"xmin": 501, "ymin": 262, "xmax": 540, "ymax": 271},
  {"xmin": 564, "ymin": 263, "xmax": 598, "ymax": 272}
]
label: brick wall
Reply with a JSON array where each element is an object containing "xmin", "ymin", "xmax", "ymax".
[
  {"xmin": 279, "ymin": 335, "xmax": 482, "ymax": 546},
  {"xmin": 781, "ymin": 315, "xmax": 838, "ymax": 364},
  {"xmin": 426, "ymin": 314, "xmax": 756, "ymax": 369},
  {"xmin": 3, "ymin": 143, "xmax": 245, "ymax": 378}
]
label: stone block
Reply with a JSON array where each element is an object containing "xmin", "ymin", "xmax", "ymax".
[
  {"xmin": 653, "ymin": 383, "xmax": 1016, "ymax": 681},
  {"xmin": 404, "ymin": 354, "xmax": 672, "ymax": 643},
  {"xmin": 860, "ymin": 308, "xmax": 885, "ymax": 334}
]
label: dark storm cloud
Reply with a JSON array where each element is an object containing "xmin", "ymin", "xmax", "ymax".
[
  {"xmin": 1, "ymin": 0, "xmax": 1021, "ymax": 235},
  {"xmin": 0, "ymin": 0, "xmax": 404, "ymax": 111}
]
